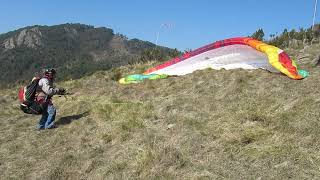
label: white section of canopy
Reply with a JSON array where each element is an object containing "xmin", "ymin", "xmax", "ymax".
[{"xmin": 147, "ymin": 44, "xmax": 279, "ymax": 76}]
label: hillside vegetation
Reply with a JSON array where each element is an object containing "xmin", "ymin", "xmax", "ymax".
[
  {"xmin": 0, "ymin": 51, "xmax": 319, "ymax": 179},
  {"xmin": 250, "ymin": 25, "xmax": 320, "ymax": 67},
  {"xmin": 0, "ymin": 24, "xmax": 180, "ymax": 87},
  {"xmin": 0, "ymin": 24, "xmax": 319, "ymax": 179}
]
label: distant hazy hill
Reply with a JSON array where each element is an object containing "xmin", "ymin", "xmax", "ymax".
[{"xmin": 0, "ymin": 23, "xmax": 179, "ymax": 86}]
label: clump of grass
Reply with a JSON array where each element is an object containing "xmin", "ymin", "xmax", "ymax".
[
  {"xmin": 101, "ymin": 133, "xmax": 113, "ymax": 143},
  {"xmin": 48, "ymin": 154, "xmax": 80, "ymax": 180},
  {"xmin": 110, "ymin": 68, "xmax": 123, "ymax": 81},
  {"xmin": 93, "ymin": 104, "xmax": 112, "ymax": 120},
  {"xmin": 245, "ymin": 111, "xmax": 271, "ymax": 127},
  {"xmin": 105, "ymin": 161, "xmax": 128, "ymax": 178},
  {"xmin": 240, "ymin": 128, "xmax": 271, "ymax": 145},
  {"xmin": 135, "ymin": 147, "xmax": 155, "ymax": 174},
  {"xmin": 120, "ymin": 118, "xmax": 145, "ymax": 131}
]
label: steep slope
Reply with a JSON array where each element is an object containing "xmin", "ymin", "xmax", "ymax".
[{"xmin": 0, "ymin": 58, "xmax": 319, "ymax": 179}]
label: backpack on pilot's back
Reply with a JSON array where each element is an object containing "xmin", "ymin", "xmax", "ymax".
[{"xmin": 18, "ymin": 77, "xmax": 43, "ymax": 115}]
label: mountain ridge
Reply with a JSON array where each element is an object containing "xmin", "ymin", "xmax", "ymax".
[{"xmin": 0, "ymin": 23, "xmax": 179, "ymax": 87}]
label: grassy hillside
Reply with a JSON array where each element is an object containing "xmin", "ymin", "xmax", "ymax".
[{"xmin": 0, "ymin": 55, "xmax": 319, "ymax": 179}]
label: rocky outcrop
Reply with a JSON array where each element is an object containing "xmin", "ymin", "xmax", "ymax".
[
  {"xmin": 311, "ymin": 54, "xmax": 320, "ymax": 66},
  {"xmin": 90, "ymin": 35, "xmax": 130, "ymax": 62},
  {"xmin": 3, "ymin": 38, "xmax": 15, "ymax": 49},
  {"xmin": 64, "ymin": 26, "xmax": 78, "ymax": 39},
  {"xmin": 3, "ymin": 27, "xmax": 43, "ymax": 50},
  {"xmin": 288, "ymin": 39, "xmax": 302, "ymax": 48}
]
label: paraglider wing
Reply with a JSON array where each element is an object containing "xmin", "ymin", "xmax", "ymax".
[
  {"xmin": 144, "ymin": 37, "xmax": 307, "ymax": 80},
  {"xmin": 145, "ymin": 44, "xmax": 277, "ymax": 76},
  {"xmin": 119, "ymin": 37, "xmax": 308, "ymax": 84}
]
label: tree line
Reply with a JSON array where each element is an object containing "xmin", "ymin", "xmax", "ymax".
[{"xmin": 250, "ymin": 24, "xmax": 320, "ymax": 48}]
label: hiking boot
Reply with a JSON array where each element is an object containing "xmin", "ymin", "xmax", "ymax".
[
  {"xmin": 36, "ymin": 125, "xmax": 45, "ymax": 131},
  {"xmin": 46, "ymin": 125, "xmax": 58, "ymax": 129}
]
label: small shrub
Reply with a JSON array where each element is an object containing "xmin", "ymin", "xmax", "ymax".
[{"xmin": 110, "ymin": 68, "xmax": 123, "ymax": 81}]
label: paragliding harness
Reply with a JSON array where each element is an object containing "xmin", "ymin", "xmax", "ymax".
[{"xmin": 18, "ymin": 77, "xmax": 44, "ymax": 115}]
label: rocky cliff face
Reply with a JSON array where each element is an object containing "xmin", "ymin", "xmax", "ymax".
[
  {"xmin": 3, "ymin": 27, "xmax": 43, "ymax": 50},
  {"xmin": 90, "ymin": 34, "xmax": 130, "ymax": 63}
]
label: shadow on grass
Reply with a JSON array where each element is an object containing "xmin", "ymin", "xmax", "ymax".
[{"xmin": 56, "ymin": 111, "xmax": 89, "ymax": 126}]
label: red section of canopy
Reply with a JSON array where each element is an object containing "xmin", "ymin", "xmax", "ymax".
[{"xmin": 278, "ymin": 51, "xmax": 298, "ymax": 76}]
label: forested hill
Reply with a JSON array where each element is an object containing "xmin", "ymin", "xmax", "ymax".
[{"xmin": 0, "ymin": 23, "xmax": 180, "ymax": 86}]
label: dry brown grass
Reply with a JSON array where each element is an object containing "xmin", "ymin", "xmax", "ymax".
[{"xmin": 0, "ymin": 60, "xmax": 320, "ymax": 179}]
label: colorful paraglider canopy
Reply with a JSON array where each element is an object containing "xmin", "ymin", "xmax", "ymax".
[
  {"xmin": 119, "ymin": 37, "xmax": 308, "ymax": 84},
  {"xmin": 119, "ymin": 74, "xmax": 169, "ymax": 84}
]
